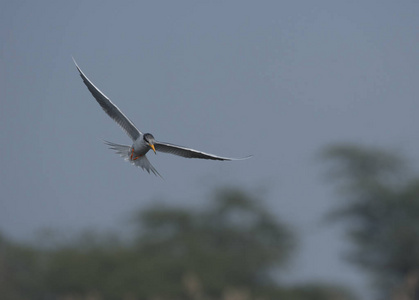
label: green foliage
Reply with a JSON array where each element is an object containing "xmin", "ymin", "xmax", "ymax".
[
  {"xmin": 322, "ymin": 144, "xmax": 419, "ymax": 297},
  {"xmin": 0, "ymin": 187, "xmax": 355, "ymax": 300},
  {"xmin": 130, "ymin": 188, "xmax": 295, "ymax": 297},
  {"xmin": 0, "ymin": 233, "xmax": 45, "ymax": 300}
]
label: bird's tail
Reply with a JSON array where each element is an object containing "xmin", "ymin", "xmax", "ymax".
[
  {"xmin": 103, "ymin": 140, "xmax": 132, "ymax": 161},
  {"xmin": 103, "ymin": 140, "xmax": 162, "ymax": 177}
]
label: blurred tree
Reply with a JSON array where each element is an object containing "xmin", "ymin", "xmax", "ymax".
[
  {"xmin": 0, "ymin": 187, "xmax": 356, "ymax": 300},
  {"xmin": 0, "ymin": 233, "xmax": 44, "ymax": 300},
  {"xmin": 322, "ymin": 144, "xmax": 419, "ymax": 300},
  {"xmin": 129, "ymin": 188, "xmax": 295, "ymax": 299}
]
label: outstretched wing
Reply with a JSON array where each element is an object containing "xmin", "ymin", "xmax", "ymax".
[
  {"xmin": 73, "ymin": 58, "xmax": 141, "ymax": 141},
  {"xmin": 154, "ymin": 141, "xmax": 252, "ymax": 161}
]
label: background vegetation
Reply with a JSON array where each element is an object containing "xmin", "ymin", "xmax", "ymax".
[{"xmin": 2, "ymin": 144, "xmax": 419, "ymax": 300}]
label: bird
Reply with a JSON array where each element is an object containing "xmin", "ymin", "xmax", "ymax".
[{"xmin": 73, "ymin": 58, "xmax": 251, "ymax": 176}]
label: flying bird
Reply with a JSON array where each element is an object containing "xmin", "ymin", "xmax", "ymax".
[{"xmin": 73, "ymin": 59, "xmax": 250, "ymax": 176}]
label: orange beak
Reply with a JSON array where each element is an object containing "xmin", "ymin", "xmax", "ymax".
[{"xmin": 150, "ymin": 144, "xmax": 156, "ymax": 154}]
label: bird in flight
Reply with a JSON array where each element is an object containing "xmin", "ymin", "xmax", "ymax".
[{"xmin": 73, "ymin": 59, "xmax": 250, "ymax": 177}]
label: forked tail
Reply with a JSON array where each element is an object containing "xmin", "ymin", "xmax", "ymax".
[{"xmin": 103, "ymin": 140, "xmax": 131, "ymax": 161}]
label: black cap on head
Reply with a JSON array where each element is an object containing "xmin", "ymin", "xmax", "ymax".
[{"xmin": 143, "ymin": 133, "xmax": 154, "ymax": 143}]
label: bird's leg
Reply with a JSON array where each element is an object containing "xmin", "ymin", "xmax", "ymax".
[
  {"xmin": 132, "ymin": 154, "xmax": 143, "ymax": 161},
  {"xmin": 130, "ymin": 148, "xmax": 134, "ymax": 160},
  {"xmin": 130, "ymin": 148, "xmax": 143, "ymax": 161}
]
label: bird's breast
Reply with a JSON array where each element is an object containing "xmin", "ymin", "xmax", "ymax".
[{"xmin": 132, "ymin": 139, "xmax": 149, "ymax": 155}]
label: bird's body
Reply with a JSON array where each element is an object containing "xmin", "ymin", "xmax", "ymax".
[
  {"xmin": 132, "ymin": 136, "xmax": 149, "ymax": 157},
  {"xmin": 73, "ymin": 58, "xmax": 250, "ymax": 176}
]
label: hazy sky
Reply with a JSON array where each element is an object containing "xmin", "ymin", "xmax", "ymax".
[{"xmin": 1, "ymin": 1, "xmax": 418, "ymax": 298}]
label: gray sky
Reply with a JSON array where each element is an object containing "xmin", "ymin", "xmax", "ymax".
[{"xmin": 1, "ymin": 1, "xmax": 418, "ymax": 298}]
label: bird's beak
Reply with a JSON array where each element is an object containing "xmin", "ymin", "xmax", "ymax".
[{"xmin": 150, "ymin": 144, "xmax": 156, "ymax": 154}]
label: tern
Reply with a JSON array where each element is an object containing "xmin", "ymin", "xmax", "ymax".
[{"xmin": 73, "ymin": 59, "xmax": 250, "ymax": 176}]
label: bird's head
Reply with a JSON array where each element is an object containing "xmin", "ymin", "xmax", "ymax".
[{"xmin": 143, "ymin": 133, "xmax": 156, "ymax": 154}]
